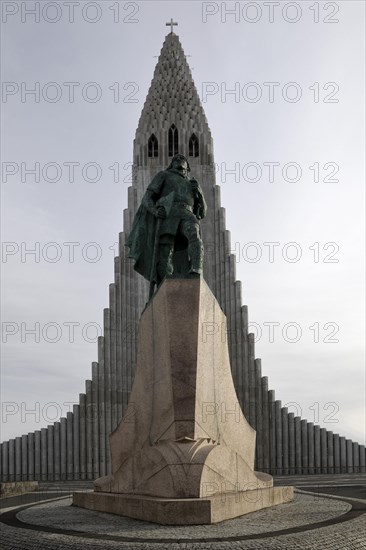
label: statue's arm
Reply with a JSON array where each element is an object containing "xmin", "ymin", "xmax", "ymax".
[
  {"xmin": 142, "ymin": 189, "xmax": 158, "ymax": 215},
  {"xmin": 196, "ymin": 195, "xmax": 207, "ymax": 220},
  {"xmin": 142, "ymin": 171, "xmax": 166, "ymax": 218},
  {"xmin": 191, "ymin": 178, "xmax": 207, "ymax": 220},
  {"xmin": 198, "ymin": 187, "xmax": 207, "ymax": 219}
]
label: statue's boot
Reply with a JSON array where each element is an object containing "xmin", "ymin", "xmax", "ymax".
[
  {"xmin": 188, "ymin": 239, "xmax": 204, "ymax": 275},
  {"xmin": 157, "ymin": 243, "xmax": 174, "ymax": 282}
]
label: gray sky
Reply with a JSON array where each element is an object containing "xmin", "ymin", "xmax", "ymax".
[{"xmin": 1, "ymin": 0, "xmax": 365, "ymax": 445}]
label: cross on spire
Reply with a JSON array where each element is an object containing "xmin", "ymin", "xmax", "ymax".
[{"xmin": 166, "ymin": 18, "xmax": 178, "ymax": 33}]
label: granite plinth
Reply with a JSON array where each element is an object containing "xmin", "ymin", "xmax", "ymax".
[
  {"xmin": 73, "ymin": 278, "xmax": 293, "ymax": 523},
  {"xmin": 73, "ymin": 486, "xmax": 294, "ymax": 525}
]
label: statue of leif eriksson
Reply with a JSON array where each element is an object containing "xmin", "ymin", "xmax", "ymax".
[{"xmin": 126, "ymin": 154, "xmax": 207, "ymax": 298}]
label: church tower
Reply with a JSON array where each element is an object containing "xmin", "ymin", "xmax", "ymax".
[{"xmin": 1, "ymin": 29, "xmax": 365, "ymax": 483}]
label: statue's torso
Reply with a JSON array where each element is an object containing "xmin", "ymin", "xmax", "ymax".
[
  {"xmin": 148, "ymin": 170, "xmax": 198, "ymax": 235},
  {"xmin": 158, "ymin": 170, "xmax": 195, "ymax": 206}
]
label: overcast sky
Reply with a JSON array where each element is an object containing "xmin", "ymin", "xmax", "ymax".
[{"xmin": 1, "ymin": 1, "xmax": 365, "ymax": 446}]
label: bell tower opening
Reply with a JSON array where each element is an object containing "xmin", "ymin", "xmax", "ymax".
[
  {"xmin": 148, "ymin": 134, "xmax": 159, "ymax": 158},
  {"xmin": 168, "ymin": 124, "xmax": 179, "ymax": 157},
  {"xmin": 189, "ymin": 133, "xmax": 199, "ymax": 157}
]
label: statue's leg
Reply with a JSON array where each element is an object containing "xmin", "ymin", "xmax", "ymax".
[
  {"xmin": 180, "ymin": 221, "xmax": 204, "ymax": 275},
  {"xmin": 157, "ymin": 234, "xmax": 174, "ymax": 283}
]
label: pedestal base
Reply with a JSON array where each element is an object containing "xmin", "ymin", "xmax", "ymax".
[
  {"xmin": 73, "ymin": 486, "xmax": 294, "ymax": 525},
  {"xmin": 73, "ymin": 280, "xmax": 294, "ymax": 524}
]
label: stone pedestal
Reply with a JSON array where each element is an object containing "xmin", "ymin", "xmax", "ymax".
[{"xmin": 73, "ymin": 278, "xmax": 293, "ymax": 524}]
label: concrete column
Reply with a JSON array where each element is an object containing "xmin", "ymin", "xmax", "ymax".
[
  {"xmin": 119, "ymin": 252, "xmax": 126, "ymax": 412},
  {"xmin": 213, "ymin": 187, "xmax": 221, "ymax": 304},
  {"xmin": 327, "ymin": 431, "xmax": 334, "ymax": 474},
  {"xmin": 340, "ymin": 436, "xmax": 347, "ymax": 473},
  {"xmin": 353, "ymin": 443, "xmax": 359, "ymax": 473},
  {"xmin": 255, "ymin": 359, "xmax": 263, "ymax": 470},
  {"xmin": 129, "ymin": 199, "xmax": 138, "ymax": 378},
  {"xmin": 9, "ymin": 439, "xmax": 15, "ymax": 482},
  {"xmin": 223, "ymin": 226, "xmax": 231, "ymax": 310},
  {"xmin": 261, "ymin": 376, "xmax": 270, "ymax": 473},
  {"xmin": 301, "ymin": 420, "xmax": 308, "ymax": 474},
  {"xmin": 288, "ymin": 412, "xmax": 295, "ymax": 475},
  {"xmin": 218, "ymin": 208, "xmax": 226, "ymax": 314},
  {"xmin": 73, "ymin": 405, "xmax": 80, "ymax": 480},
  {"xmin": 60, "ymin": 418, "xmax": 67, "ymax": 481},
  {"xmin": 53, "ymin": 422, "xmax": 60, "ymax": 481},
  {"xmin": 275, "ymin": 400, "xmax": 282, "ymax": 475},
  {"xmin": 41, "ymin": 428, "xmax": 47, "ymax": 481},
  {"xmin": 232, "ymin": 259, "xmax": 240, "ymax": 380},
  {"xmin": 2, "ymin": 441, "xmax": 9, "ymax": 482},
  {"xmin": 227, "ymin": 252, "xmax": 237, "ymax": 381},
  {"xmin": 79, "ymin": 394, "xmax": 87, "ymax": 481},
  {"xmin": 110, "ymin": 284, "xmax": 118, "ymax": 432},
  {"xmin": 320, "ymin": 428, "xmax": 327, "ymax": 473},
  {"xmin": 34, "ymin": 431, "xmax": 41, "ymax": 481},
  {"xmin": 307, "ymin": 423, "xmax": 314, "ymax": 475},
  {"xmin": 333, "ymin": 434, "xmax": 340, "ymax": 474},
  {"xmin": 359, "ymin": 445, "xmax": 365, "ymax": 474},
  {"xmin": 314, "ymin": 425, "xmax": 321, "ymax": 474},
  {"xmin": 125, "ymin": 229, "xmax": 134, "ymax": 402},
  {"xmin": 281, "ymin": 408, "xmax": 289, "ymax": 475},
  {"xmin": 294, "ymin": 416, "xmax": 301, "ymax": 474},
  {"xmin": 268, "ymin": 390, "xmax": 276, "ymax": 474},
  {"xmin": 47, "ymin": 425, "xmax": 54, "ymax": 481},
  {"xmin": 15, "ymin": 437, "xmax": 21, "ymax": 482},
  {"xmin": 346, "ymin": 439, "xmax": 353, "ymax": 473},
  {"xmin": 120, "ymin": 245, "xmax": 128, "ymax": 415},
  {"xmin": 92, "ymin": 363, "xmax": 100, "ymax": 479},
  {"xmin": 248, "ymin": 333, "xmax": 256, "ymax": 428},
  {"xmin": 223, "ymin": 234, "xmax": 232, "ymax": 359},
  {"xmin": 21, "ymin": 435, "xmax": 28, "ymax": 481},
  {"xmin": 104, "ymin": 308, "xmax": 112, "ymax": 475},
  {"xmin": 115, "ymin": 256, "xmax": 123, "ymax": 422},
  {"xmin": 66, "ymin": 411, "xmax": 73, "ymax": 481},
  {"xmin": 234, "ymin": 282, "xmax": 244, "ymax": 410},
  {"xmin": 241, "ymin": 305, "xmax": 250, "ymax": 420},
  {"xmin": 27, "ymin": 433, "xmax": 34, "ymax": 481},
  {"xmin": 85, "ymin": 380, "xmax": 93, "ymax": 480},
  {"xmin": 97, "ymin": 337, "xmax": 106, "ymax": 478}
]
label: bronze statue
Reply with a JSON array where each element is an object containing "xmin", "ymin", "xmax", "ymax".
[{"xmin": 126, "ymin": 153, "xmax": 206, "ymax": 297}]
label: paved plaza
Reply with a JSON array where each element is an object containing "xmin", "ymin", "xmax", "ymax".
[{"xmin": 1, "ymin": 475, "xmax": 365, "ymax": 549}]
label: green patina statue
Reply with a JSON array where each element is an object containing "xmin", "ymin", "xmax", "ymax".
[{"xmin": 126, "ymin": 153, "xmax": 207, "ymax": 298}]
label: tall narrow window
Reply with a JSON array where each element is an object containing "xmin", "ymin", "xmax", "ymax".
[
  {"xmin": 168, "ymin": 124, "xmax": 179, "ymax": 157},
  {"xmin": 148, "ymin": 134, "xmax": 158, "ymax": 158},
  {"xmin": 189, "ymin": 133, "xmax": 199, "ymax": 157}
]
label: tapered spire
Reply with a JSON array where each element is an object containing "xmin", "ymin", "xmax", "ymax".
[{"xmin": 134, "ymin": 32, "xmax": 213, "ymax": 168}]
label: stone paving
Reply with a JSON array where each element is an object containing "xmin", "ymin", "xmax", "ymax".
[
  {"xmin": 1, "ymin": 517, "xmax": 365, "ymax": 549},
  {"xmin": 16, "ymin": 494, "xmax": 351, "ymax": 537},
  {"xmin": 1, "ymin": 488, "xmax": 365, "ymax": 549}
]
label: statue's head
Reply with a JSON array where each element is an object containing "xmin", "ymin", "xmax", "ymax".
[{"xmin": 168, "ymin": 154, "xmax": 190, "ymax": 176}]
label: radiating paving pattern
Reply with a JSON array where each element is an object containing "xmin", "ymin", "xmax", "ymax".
[
  {"xmin": 16, "ymin": 495, "xmax": 351, "ymax": 536},
  {"xmin": 1, "ymin": 485, "xmax": 365, "ymax": 549}
]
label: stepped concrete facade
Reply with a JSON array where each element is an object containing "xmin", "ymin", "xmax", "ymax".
[{"xmin": 1, "ymin": 32, "xmax": 365, "ymax": 482}]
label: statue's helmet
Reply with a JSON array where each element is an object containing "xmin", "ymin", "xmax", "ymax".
[{"xmin": 167, "ymin": 153, "xmax": 191, "ymax": 173}]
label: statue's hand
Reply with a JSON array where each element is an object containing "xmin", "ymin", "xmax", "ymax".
[
  {"xmin": 190, "ymin": 178, "xmax": 199, "ymax": 190},
  {"xmin": 155, "ymin": 205, "xmax": 167, "ymax": 219}
]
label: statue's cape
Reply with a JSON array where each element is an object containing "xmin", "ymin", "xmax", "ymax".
[{"xmin": 125, "ymin": 205, "xmax": 158, "ymax": 282}]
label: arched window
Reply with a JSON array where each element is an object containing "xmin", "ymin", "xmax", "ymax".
[
  {"xmin": 189, "ymin": 133, "xmax": 199, "ymax": 157},
  {"xmin": 148, "ymin": 134, "xmax": 158, "ymax": 158},
  {"xmin": 168, "ymin": 124, "xmax": 179, "ymax": 157}
]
